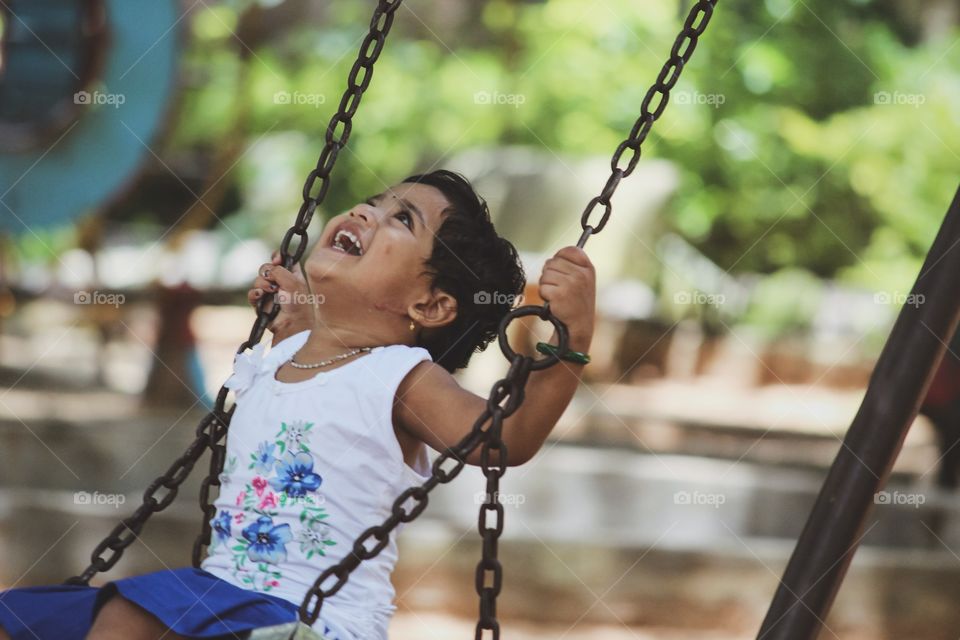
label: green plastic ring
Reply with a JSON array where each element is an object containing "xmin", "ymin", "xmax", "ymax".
[{"xmin": 535, "ymin": 341, "xmax": 591, "ymax": 365}]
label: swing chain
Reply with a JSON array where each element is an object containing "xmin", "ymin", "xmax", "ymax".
[
  {"xmin": 66, "ymin": 0, "xmax": 405, "ymax": 587},
  {"xmin": 580, "ymin": 0, "xmax": 716, "ymax": 248},
  {"xmin": 65, "ymin": 413, "xmax": 225, "ymax": 585},
  {"xmin": 474, "ymin": 355, "xmax": 530, "ymax": 639}
]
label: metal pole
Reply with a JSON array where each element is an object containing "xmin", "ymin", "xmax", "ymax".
[{"xmin": 757, "ymin": 183, "xmax": 960, "ymax": 640}]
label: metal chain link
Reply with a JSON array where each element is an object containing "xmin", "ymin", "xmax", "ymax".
[
  {"xmin": 66, "ymin": 0, "xmax": 405, "ymax": 586},
  {"xmin": 67, "ymin": 2, "xmax": 718, "ymax": 638},
  {"xmin": 65, "ymin": 413, "xmax": 223, "ymax": 585},
  {"xmin": 579, "ymin": 0, "xmax": 716, "ymax": 249}
]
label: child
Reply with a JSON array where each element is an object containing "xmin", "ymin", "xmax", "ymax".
[{"xmin": 0, "ymin": 170, "xmax": 595, "ymax": 640}]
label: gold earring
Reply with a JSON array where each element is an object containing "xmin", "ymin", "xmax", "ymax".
[{"xmin": 409, "ymin": 319, "xmax": 416, "ymax": 331}]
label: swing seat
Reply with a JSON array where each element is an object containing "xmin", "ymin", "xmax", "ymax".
[{"xmin": 245, "ymin": 622, "xmax": 329, "ymax": 640}]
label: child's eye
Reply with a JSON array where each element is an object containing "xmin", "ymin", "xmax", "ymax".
[{"xmin": 395, "ymin": 210, "xmax": 413, "ymax": 229}]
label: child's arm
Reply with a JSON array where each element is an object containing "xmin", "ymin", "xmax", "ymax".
[{"xmin": 394, "ymin": 246, "xmax": 595, "ymax": 466}]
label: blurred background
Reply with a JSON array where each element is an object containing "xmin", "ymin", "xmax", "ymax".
[{"xmin": 1, "ymin": 0, "xmax": 959, "ymax": 637}]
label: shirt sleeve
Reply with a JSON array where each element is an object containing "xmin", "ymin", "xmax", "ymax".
[
  {"xmin": 370, "ymin": 345, "xmax": 434, "ymax": 482},
  {"xmin": 372, "ymin": 345, "xmax": 433, "ymax": 424}
]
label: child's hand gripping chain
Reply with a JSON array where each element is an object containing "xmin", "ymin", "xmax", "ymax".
[
  {"xmin": 250, "ymin": 252, "xmax": 317, "ymax": 346},
  {"xmin": 537, "ymin": 246, "xmax": 597, "ymax": 354}
]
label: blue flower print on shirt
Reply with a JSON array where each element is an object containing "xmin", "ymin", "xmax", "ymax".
[
  {"xmin": 211, "ymin": 510, "xmax": 231, "ymax": 547},
  {"xmin": 269, "ymin": 451, "xmax": 322, "ymax": 498},
  {"xmin": 250, "ymin": 441, "xmax": 277, "ymax": 475},
  {"xmin": 242, "ymin": 515, "xmax": 293, "ymax": 564}
]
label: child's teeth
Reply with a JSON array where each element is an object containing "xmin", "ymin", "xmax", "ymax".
[{"xmin": 333, "ymin": 229, "xmax": 362, "ymax": 255}]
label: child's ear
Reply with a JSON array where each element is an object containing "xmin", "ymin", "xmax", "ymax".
[{"xmin": 410, "ymin": 290, "xmax": 457, "ymax": 329}]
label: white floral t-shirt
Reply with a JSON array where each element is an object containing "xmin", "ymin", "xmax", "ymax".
[{"xmin": 201, "ymin": 331, "xmax": 432, "ymax": 640}]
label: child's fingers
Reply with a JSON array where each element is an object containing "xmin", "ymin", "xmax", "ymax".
[
  {"xmin": 254, "ymin": 277, "xmax": 277, "ymax": 291},
  {"xmin": 254, "ymin": 279, "xmax": 277, "ymax": 294},
  {"xmin": 252, "ymin": 257, "xmax": 308, "ymax": 319},
  {"xmin": 544, "ymin": 250, "xmax": 596, "ymax": 276},
  {"xmin": 258, "ymin": 263, "xmax": 299, "ymax": 287},
  {"xmin": 542, "ymin": 260, "xmax": 574, "ymax": 279},
  {"xmin": 554, "ymin": 246, "xmax": 594, "ymax": 270},
  {"xmin": 539, "ymin": 281, "xmax": 561, "ymax": 303},
  {"xmin": 259, "ymin": 262, "xmax": 277, "ymax": 279},
  {"xmin": 247, "ymin": 288, "xmax": 277, "ymax": 316},
  {"xmin": 268, "ymin": 266, "xmax": 302, "ymax": 293},
  {"xmin": 268, "ymin": 252, "xmax": 305, "ymax": 283},
  {"xmin": 247, "ymin": 286, "xmax": 278, "ymax": 306},
  {"xmin": 254, "ymin": 263, "xmax": 279, "ymax": 292}
]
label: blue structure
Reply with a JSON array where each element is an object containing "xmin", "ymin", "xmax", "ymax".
[{"xmin": 0, "ymin": 0, "xmax": 181, "ymax": 233}]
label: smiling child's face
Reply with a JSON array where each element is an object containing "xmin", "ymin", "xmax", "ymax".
[{"xmin": 304, "ymin": 182, "xmax": 452, "ymax": 322}]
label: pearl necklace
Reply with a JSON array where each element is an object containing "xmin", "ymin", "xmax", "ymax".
[{"xmin": 288, "ymin": 346, "xmax": 371, "ymax": 369}]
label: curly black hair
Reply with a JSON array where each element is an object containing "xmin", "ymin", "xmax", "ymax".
[{"xmin": 403, "ymin": 170, "xmax": 525, "ymax": 372}]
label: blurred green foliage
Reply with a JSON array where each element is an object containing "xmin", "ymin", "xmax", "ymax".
[
  {"xmin": 15, "ymin": 0, "xmax": 958, "ymax": 331},
  {"xmin": 170, "ymin": 0, "xmax": 958, "ymax": 296}
]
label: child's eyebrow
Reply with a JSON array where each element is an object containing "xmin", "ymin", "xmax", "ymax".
[{"xmin": 365, "ymin": 192, "xmax": 426, "ymax": 230}]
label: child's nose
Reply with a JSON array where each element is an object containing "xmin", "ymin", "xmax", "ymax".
[{"xmin": 349, "ymin": 203, "xmax": 380, "ymax": 225}]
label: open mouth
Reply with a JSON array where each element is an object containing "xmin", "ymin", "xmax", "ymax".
[{"xmin": 331, "ymin": 228, "xmax": 363, "ymax": 256}]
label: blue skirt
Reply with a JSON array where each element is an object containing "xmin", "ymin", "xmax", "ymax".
[{"xmin": 0, "ymin": 567, "xmax": 303, "ymax": 639}]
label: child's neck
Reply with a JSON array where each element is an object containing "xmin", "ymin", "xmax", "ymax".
[{"xmin": 297, "ymin": 313, "xmax": 410, "ymax": 361}]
